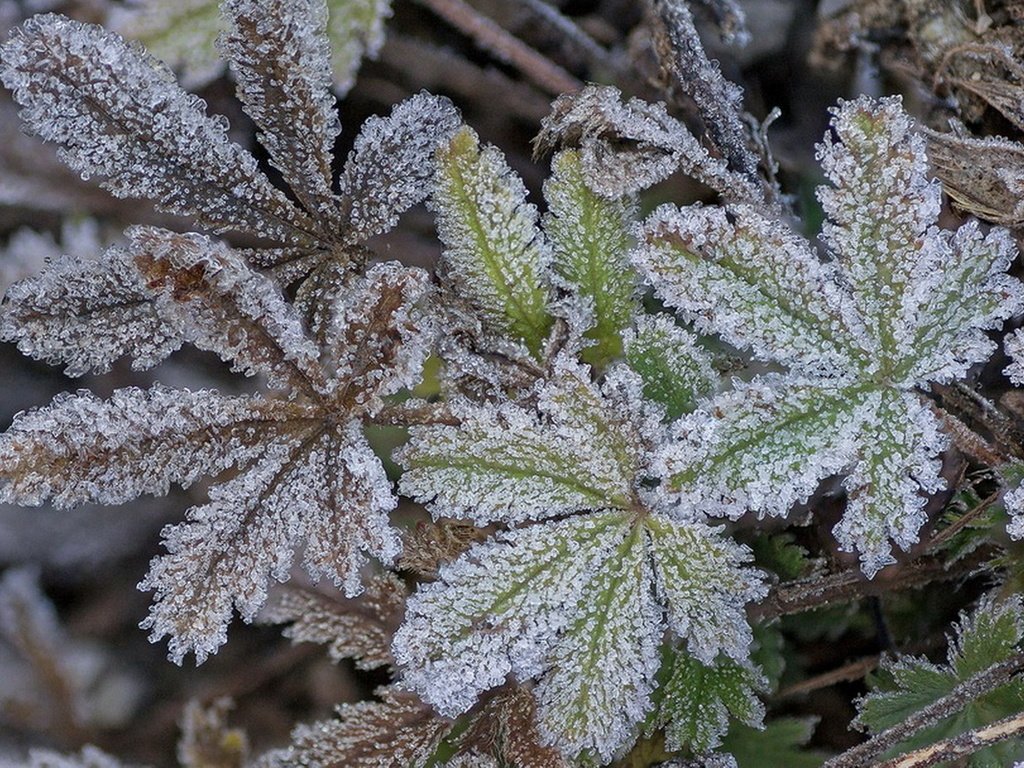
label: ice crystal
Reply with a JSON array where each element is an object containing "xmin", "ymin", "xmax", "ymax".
[
  {"xmin": 111, "ymin": 0, "xmax": 391, "ymax": 95},
  {"xmin": 0, "ymin": 9, "xmax": 457, "ymax": 375},
  {"xmin": 634, "ymin": 95, "xmax": 1024, "ymax": 576},
  {"xmin": 396, "ymin": 360, "xmax": 764, "ymax": 760},
  {"xmin": 855, "ymin": 595, "xmax": 1024, "ymax": 766}
]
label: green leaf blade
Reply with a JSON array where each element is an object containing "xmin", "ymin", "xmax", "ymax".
[{"xmin": 430, "ymin": 127, "xmax": 553, "ymax": 358}]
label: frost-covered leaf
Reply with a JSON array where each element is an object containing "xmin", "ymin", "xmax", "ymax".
[
  {"xmin": 141, "ymin": 418, "xmax": 400, "ymax": 663},
  {"xmin": 654, "ymin": 649, "xmax": 766, "ymax": 753},
  {"xmin": 543, "ymin": 149, "xmax": 637, "ymax": 366},
  {"xmin": 535, "ymin": 84, "xmax": 760, "ymax": 202},
  {"xmin": 855, "ymin": 596, "xmax": 1024, "ymax": 766},
  {"xmin": 636, "ymin": 94, "xmax": 1024, "ymax": 574},
  {"xmin": 634, "ymin": 202, "xmax": 866, "ymax": 375},
  {"xmin": 131, "ymin": 227, "xmax": 327, "ymax": 395},
  {"xmin": 2, "ymin": 747, "xmax": 134, "ymax": 768},
  {"xmin": 282, "ymin": 687, "xmax": 450, "ymax": 768},
  {"xmin": 431, "ymin": 126, "xmax": 553, "ymax": 357},
  {"xmin": 0, "ymin": 14, "xmax": 319, "ymax": 243},
  {"xmin": 324, "ymin": 0, "xmax": 391, "ymax": 95},
  {"xmin": 624, "ymin": 314, "xmax": 716, "ymax": 420},
  {"xmin": 338, "ymin": 93, "xmax": 461, "ymax": 244},
  {"xmin": 459, "ymin": 687, "xmax": 572, "ymax": 768},
  {"xmin": 1, "ymin": 242, "xmax": 182, "ymax": 376},
  {"xmin": 393, "ymin": 511, "xmax": 763, "ymax": 761},
  {"xmin": 398, "ymin": 359, "xmax": 642, "ymax": 524},
  {"xmin": 262, "ymin": 573, "xmax": 405, "ymax": 669},
  {"xmin": 221, "ymin": 0, "xmax": 340, "ymax": 217},
  {"xmin": 0, "ymin": 385, "xmax": 317, "ymax": 508},
  {"xmin": 323, "ymin": 261, "xmax": 434, "ymax": 414}
]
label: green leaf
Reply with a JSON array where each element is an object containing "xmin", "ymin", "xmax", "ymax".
[
  {"xmin": 720, "ymin": 718, "xmax": 826, "ymax": 768},
  {"xmin": 397, "ymin": 359, "xmax": 642, "ymax": 523},
  {"xmin": 543, "ymin": 150, "xmax": 638, "ymax": 367},
  {"xmin": 655, "ymin": 648, "xmax": 766, "ymax": 753},
  {"xmin": 430, "ymin": 126, "xmax": 553, "ymax": 358},
  {"xmin": 856, "ymin": 596, "xmax": 1024, "ymax": 766},
  {"xmin": 624, "ymin": 314, "xmax": 716, "ymax": 420}
]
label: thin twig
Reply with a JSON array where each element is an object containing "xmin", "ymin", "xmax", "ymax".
[
  {"xmin": 924, "ymin": 490, "xmax": 1001, "ymax": 554},
  {"xmin": 516, "ymin": 0, "xmax": 617, "ymax": 73},
  {"xmin": 822, "ymin": 652, "xmax": 1024, "ymax": 768},
  {"xmin": 876, "ymin": 709, "xmax": 1024, "ymax": 767},
  {"xmin": 775, "ymin": 655, "xmax": 881, "ymax": 700},
  {"xmin": 371, "ymin": 401, "xmax": 461, "ymax": 427},
  {"xmin": 415, "ymin": 0, "xmax": 581, "ymax": 96},
  {"xmin": 750, "ymin": 550, "xmax": 990, "ymax": 623}
]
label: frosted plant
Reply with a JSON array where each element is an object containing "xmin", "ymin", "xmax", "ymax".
[
  {"xmin": 0, "ymin": 6, "xmax": 458, "ymax": 375},
  {"xmin": 0, "ymin": 228, "xmax": 434, "ymax": 663},
  {"xmin": 394, "ymin": 126, "xmax": 765, "ymax": 762},
  {"xmin": 110, "ymin": 0, "xmax": 391, "ymax": 95},
  {"xmin": 633, "ymin": 95, "xmax": 1024, "ymax": 576}
]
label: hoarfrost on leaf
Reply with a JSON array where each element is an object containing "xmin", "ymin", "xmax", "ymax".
[{"xmin": 635, "ymin": 94, "xmax": 1024, "ymax": 575}]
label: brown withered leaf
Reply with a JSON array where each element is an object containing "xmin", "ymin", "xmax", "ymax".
[
  {"xmin": 261, "ymin": 573, "xmax": 406, "ymax": 669},
  {"xmin": 459, "ymin": 687, "xmax": 571, "ymax": 768},
  {"xmin": 399, "ymin": 518, "xmax": 489, "ymax": 578},
  {"xmin": 925, "ymin": 128, "xmax": 1024, "ymax": 228}
]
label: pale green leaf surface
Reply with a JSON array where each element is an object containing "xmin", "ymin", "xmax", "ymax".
[
  {"xmin": 660, "ymin": 375, "xmax": 872, "ymax": 521},
  {"xmin": 624, "ymin": 314, "xmax": 716, "ymax": 420},
  {"xmin": 633, "ymin": 202, "xmax": 866, "ymax": 375},
  {"xmin": 856, "ymin": 596, "xmax": 1024, "ymax": 766},
  {"xmin": 656, "ymin": 650, "xmax": 766, "ymax": 753},
  {"xmin": 430, "ymin": 127, "xmax": 553, "ymax": 358},
  {"xmin": 397, "ymin": 359, "xmax": 640, "ymax": 524},
  {"xmin": 543, "ymin": 150, "xmax": 638, "ymax": 366}
]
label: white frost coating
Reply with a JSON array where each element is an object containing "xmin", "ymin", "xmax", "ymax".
[
  {"xmin": 397, "ymin": 358, "xmax": 641, "ymax": 524},
  {"xmin": 394, "ymin": 511, "xmax": 764, "ymax": 761},
  {"xmin": 648, "ymin": 518, "xmax": 767, "ymax": 664},
  {"xmin": 340, "ymin": 93, "xmax": 461, "ymax": 244},
  {"xmin": 130, "ymin": 227, "xmax": 327, "ymax": 394},
  {"xmin": 1, "ymin": 243, "xmax": 184, "ymax": 376},
  {"xmin": 221, "ymin": 0, "xmax": 340, "ymax": 216},
  {"xmin": 324, "ymin": 261, "xmax": 435, "ymax": 413},
  {"xmin": 1004, "ymin": 482, "xmax": 1024, "ymax": 540},
  {"xmin": 0, "ymin": 385, "xmax": 312, "ymax": 508},
  {"xmin": 141, "ymin": 418, "xmax": 399, "ymax": 664},
  {"xmin": 659, "ymin": 374, "xmax": 871, "ymax": 520},
  {"xmin": 905, "ymin": 221, "xmax": 1024, "ymax": 385},
  {"xmin": 1005, "ymin": 329, "xmax": 1024, "ymax": 386},
  {"xmin": 634, "ymin": 202, "xmax": 868, "ymax": 376},
  {"xmin": 0, "ymin": 14, "xmax": 317, "ymax": 243},
  {"xmin": 834, "ymin": 391, "xmax": 947, "ymax": 577}
]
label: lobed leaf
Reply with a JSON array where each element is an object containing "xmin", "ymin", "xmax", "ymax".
[
  {"xmin": 0, "ymin": 384, "xmax": 317, "ymax": 508},
  {"xmin": 430, "ymin": 126, "xmax": 553, "ymax": 357},
  {"xmin": 338, "ymin": 92, "xmax": 462, "ymax": 244},
  {"xmin": 634, "ymin": 202, "xmax": 866, "ymax": 375},
  {"xmin": 141, "ymin": 418, "xmax": 400, "ymax": 663},
  {"xmin": 324, "ymin": 0, "xmax": 392, "ymax": 96},
  {"xmin": 542, "ymin": 149, "xmax": 638, "ymax": 367},
  {"xmin": 720, "ymin": 718, "xmax": 825, "ymax": 768},
  {"xmin": 660, "ymin": 375, "xmax": 872, "ymax": 521},
  {"xmin": 624, "ymin": 314, "xmax": 716, "ymax": 420},
  {"xmin": 221, "ymin": 0, "xmax": 340, "ymax": 218},
  {"xmin": 0, "ymin": 14, "xmax": 319, "ymax": 243},
  {"xmin": 0, "ymin": 243, "xmax": 182, "ymax": 376}
]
